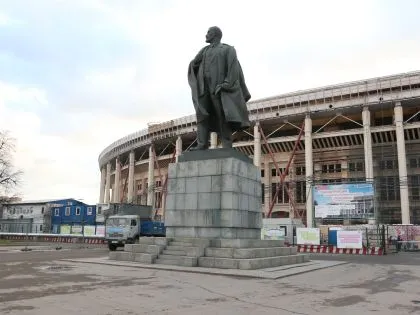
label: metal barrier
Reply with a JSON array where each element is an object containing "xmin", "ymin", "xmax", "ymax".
[
  {"xmin": 0, "ymin": 232, "xmax": 106, "ymax": 245},
  {"xmin": 318, "ymin": 225, "xmax": 387, "ymax": 248},
  {"xmin": 316, "ymin": 224, "xmax": 420, "ymax": 254},
  {"xmin": 385, "ymin": 225, "xmax": 420, "ymax": 252}
]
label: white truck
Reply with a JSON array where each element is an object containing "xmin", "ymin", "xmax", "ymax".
[
  {"xmin": 105, "ymin": 215, "xmax": 140, "ymax": 251},
  {"xmin": 105, "ymin": 213, "xmax": 165, "ymax": 251}
]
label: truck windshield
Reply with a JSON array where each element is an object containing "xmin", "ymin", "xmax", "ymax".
[{"xmin": 107, "ymin": 218, "xmax": 130, "ymax": 227}]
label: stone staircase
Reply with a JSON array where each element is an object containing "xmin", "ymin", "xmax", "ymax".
[
  {"xmin": 200, "ymin": 244, "xmax": 307, "ymax": 270},
  {"xmin": 108, "ymin": 237, "xmax": 167, "ymax": 264},
  {"xmin": 109, "ymin": 237, "xmax": 309, "ymax": 270},
  {"xmin": 198, "ymin": 239, "xmax": 309, "ymax": 270},
  {"xmin": 155, "ymin": 238, "xmax": 210, "ymax": 267}
]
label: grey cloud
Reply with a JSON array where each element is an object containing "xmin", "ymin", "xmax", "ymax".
[
  {"xmin": 2, "ymin": 0, "xmax": 420, "ymax": 129},
  {"xmin": 0, "ymin": 2, "xmax": 149, "ymax": 94}
]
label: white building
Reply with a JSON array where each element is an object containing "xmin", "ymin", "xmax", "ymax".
[{"xmin": 1, "ymin": 199, "xmax": 59, "ymax": 233}]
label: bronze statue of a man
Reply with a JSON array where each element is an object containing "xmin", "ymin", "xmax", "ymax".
[{"xmin": 188, "ymin": 26, "xmax": 251, "ymax": 150}]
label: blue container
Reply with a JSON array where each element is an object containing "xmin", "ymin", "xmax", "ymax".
[{"xmin": 141, "ymin": 221, "xmax": 166, "ymax": 236}]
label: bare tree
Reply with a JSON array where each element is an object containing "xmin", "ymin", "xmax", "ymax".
[{"xmin": 0, "ymin": 131, "xmax": 22, "ymax": 203}]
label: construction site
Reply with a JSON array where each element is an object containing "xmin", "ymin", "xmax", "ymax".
[{"xmin": 97, "ymin": 70, "xmax": 420, "ymax": 227}]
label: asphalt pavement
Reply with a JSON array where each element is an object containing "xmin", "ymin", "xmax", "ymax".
[
  {"xmin": 309, "ymin": 251, "xmax": 420, "ymax": 265},
  {"xmin": 0, "ymin": 246, "xmax": 419, "ymax": 315}
]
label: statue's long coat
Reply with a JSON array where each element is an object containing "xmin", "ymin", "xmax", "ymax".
[{"xmin": 188, "ymin": 43, "xmax": 251, "ymax": 132}]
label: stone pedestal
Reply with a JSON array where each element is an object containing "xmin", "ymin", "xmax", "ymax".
[
  {"xmin": 109, "ymin": 149, "xmax": 309, "ymax": 270},
  {"xmin": 164, "ymin": 148, "xmax": 262, "ymax": 239}
]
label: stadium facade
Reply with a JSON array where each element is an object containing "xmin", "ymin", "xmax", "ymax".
[{"xmin": 97, "ymin": 71, "xmax": 420, "ymax": 227}]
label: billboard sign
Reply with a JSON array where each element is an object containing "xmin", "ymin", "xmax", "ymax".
[
  {"xmin": 313, "ymin": 183, "xmax": 374, "ymax": 218},
  {"xmin": 83, "ymin": 226, "xmax": 96, "ymax": 236},
  {"xmin": 296, "ymin": 228, "xmax": 320, "ymax": 245},
  {"xmin": 337, "ymin": 230, "xmax": 363, "ymax": 249},
  {"xmin": 95, "ymin": 225, "xmax": 105, "ymax": 236},
  {"xmin": 60, "ymin": 225, "xmax": 71, "ymax": 234},
  {"xmin": 261, "ymin": 227, "xmax": 286, "ymax": 240},
  {"xmin": 71, "ymin": 225, "xmax": 83, "ymax": 235}
]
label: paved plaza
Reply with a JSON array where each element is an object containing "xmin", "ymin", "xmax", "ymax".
[{"xmin": 0, "ymin": 246, "xmax": 419, "ymax": 314}]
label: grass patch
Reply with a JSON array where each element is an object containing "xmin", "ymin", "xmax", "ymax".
[{"xmin": 0, "ymin": 239, "xmax": 13, "ymax": 246}]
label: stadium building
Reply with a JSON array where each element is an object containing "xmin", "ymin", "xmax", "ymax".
[{"xmin": 97, "ymin": 71, "xmax": 420, "ymax": 227}]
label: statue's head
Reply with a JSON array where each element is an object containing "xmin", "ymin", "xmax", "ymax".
[{"xmin": 206, "ymin": 26, "xmax": 222, "ymax": 43}]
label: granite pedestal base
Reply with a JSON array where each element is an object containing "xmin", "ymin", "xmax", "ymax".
[
  {"xmin": 164, "ymin": 149, "xmax": 262, "ymax": 239},
  {"xmin": 108, "ymin": 237, "xmax": 309, "ymax": 270}
]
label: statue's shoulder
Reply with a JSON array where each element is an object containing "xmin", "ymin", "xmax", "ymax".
[
  {"xmin": 221, "ymin": 43, "xmax": 236, "ymax": 53},
  {"xmin": 221, "ymin": 43, "xmax": 233, "ymax": 49}
]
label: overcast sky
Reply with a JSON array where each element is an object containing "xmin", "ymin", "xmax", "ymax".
[{"xmin": 0, "ymin": 0, "xmax": 419, "ymax": 204}]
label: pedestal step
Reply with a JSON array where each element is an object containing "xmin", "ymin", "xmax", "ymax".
[
  {"xmin": 155, "ymin": 255, "xmax": 198, "ymax": 267},
  {"xmin": 124, "ymin": 244, "xmax": 164, "ymax": 255},
  {"xmin": 198, "ymin": 254, "xmax": 308, "ymax": 270},
  {"xmin": 109, "ymin": 251, "xmax": 157, "ymax": 264},
  {"xmin": 205, "ymin": 246, "xmax": 296, "ymax": 259},
  {"xmin": 171, "ymin": 238, "xmax": 207, "ymax": 244},
  {"xmin": 210, "ymin": 239, "xmax": 285, "ymax": 248},
  {"xmin": 166, "ymin": 245, "xmax": 188, "ymax": 251},
  {"xmin": 137, "ymin": 237, "xmax": 168, "ymax": 246},
  {"xmin": 170, "ymin": 241, "xmax": 195, "ymax": 247},
  {"xmin": 163, "ymin": 249, "xmax": 186, "ymax": 256}
]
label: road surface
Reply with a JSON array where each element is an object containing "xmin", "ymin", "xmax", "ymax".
[{"xmin": 0, "ymin": 246, "xmax": 419, "ymax": 314}]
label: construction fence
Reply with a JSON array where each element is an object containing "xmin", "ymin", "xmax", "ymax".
[
  {"xmin": 262, "ymin": 221, "xmax": 420, "ymax": 253},
  {"xmin": 318, "ymin": 224, "xmax": 420, "ymax": 253},
  {"xmin": 0, "ymin": 220, "xmax": 105, "ymax": 237}
]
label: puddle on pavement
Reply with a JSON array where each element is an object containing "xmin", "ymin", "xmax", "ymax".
[
  {"xmin": 0, "ymin": 305, "xmax": 35, "ymax": 314},
  {"xmin": 41, "ymin": 265, "xmax": 74, "ymax": 271},
  {"xmin": 3, "ymin": 274, "xmax": 37, "ymax": 280},
  {"xmin": 323, "ymin": 295, "xmax": 366, "ymax": 307}
]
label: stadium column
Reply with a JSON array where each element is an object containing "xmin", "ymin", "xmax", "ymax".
[
  {"xmin": 141, "ymin": 178, "xmax": 147, "ymax": 204},
  {"xmin": 113, "ymin": 157, "xmax": 121, "ymax": 203},
  {"xmin": 304, "ymin": 115, "xmax": 314, "ymax": 227},
  {"xmin": 127, "ymin": 151, "xmax": 135, "ymax": 203},
  {"xmin": 147, "ymin": 146, "xmax": 155, "ymax": 206},
  {"xmin": 253, "ymin": 122, "xmax": 261, "ymax": 167},
  {"xmin": 104, "ymin": 162, "xmax": 111, "ymax": 203},
  {"xmin": 362, "ymin": 107, "xmax": 374, "ymax": 181},
  {"xmin": 210, "ymin": 132, "xmax": 218, "ymax": 149},
  {"xmin": 394, "ymin": 101, "xmax": 410, "ymax": 224},
  {"xmin": 263, "ymin": 160, "xmax": 271, "ymax": 215},
  {"xmin": 175, "ymin": 136, "xmax": 182, "ymax": 162},
  {"xmin": 99, "ymin": 167, "xmax": 106, "ymax": 203}
]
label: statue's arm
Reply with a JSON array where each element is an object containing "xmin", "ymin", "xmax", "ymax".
[
  {"xmin": 191, "ymin": 47, "xmax": 206, "ymax": 68},
  {"xmin": 216, "ymin": 46, "xmax": 239, "ymax": 94},
  {"xmin": 225, "ymin": 46, "xmax": 238, "ymax": 83}
]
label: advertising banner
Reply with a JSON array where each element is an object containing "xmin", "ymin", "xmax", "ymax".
[
  {"xmin": 83, "ymin": 226, "xmax": 96, "ymax": 236},
  {"xmin": 95, "ymin": 225, "xmax": 105, "ymax": 236},
  {"xmin": 261, "ymin": 227, "xmax": 286, "ymax": 240},
  {"xmin": 313, "ymin": 183, "xmax": 374, "ymax": 218},
  {"xmin": 71, "ymin": 225, "xmax": 83, "ymax": 235},
  {"xmin": 60, "ymin": 225, "xmax": 71, "ymax": 235},
  {"xmin": 337, "ymin": 230, "xmax": 363, "ymax": 249},
  {"xmin": 296, "ymin": 228, "xmax": 320, "ymax": 245}
]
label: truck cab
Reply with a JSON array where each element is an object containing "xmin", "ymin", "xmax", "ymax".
[{"xmin": 105, "ymin": 215, "xmax": 140, "ymax": 251}]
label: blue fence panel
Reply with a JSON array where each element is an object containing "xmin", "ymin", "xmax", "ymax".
[{"xmin": 328, "ymin": 229, "xmax": 338, "ymax": 246}]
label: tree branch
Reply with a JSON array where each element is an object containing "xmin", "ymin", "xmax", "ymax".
[{"xmin": 0, "ymin": 130, "xmax": 22, "ymax": 197}]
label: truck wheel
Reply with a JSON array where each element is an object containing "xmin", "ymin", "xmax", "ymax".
[{"xmin": 108, "ymin": 244, "xmax": 117, "ymax": 251}]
